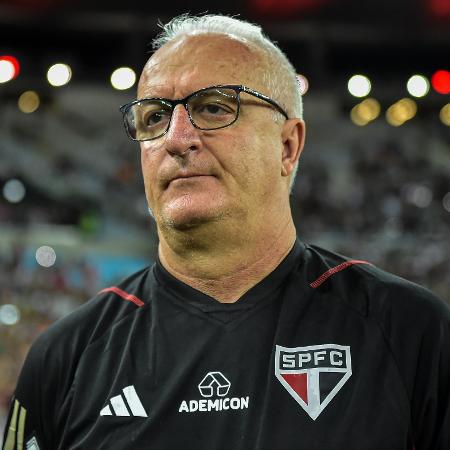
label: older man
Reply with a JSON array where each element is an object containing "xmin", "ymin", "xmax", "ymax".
[{"xmin": 3, "ymin": 14, "xmax": 449, "ymax": 450}]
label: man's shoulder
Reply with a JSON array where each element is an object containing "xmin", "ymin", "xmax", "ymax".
[
  {"xmin": 303, "ymin": 243, "xmax": 449, "ymax": 323},
  {"xmin": 33, "ymin": 264, "xmax": 154, "ymax": 355}
]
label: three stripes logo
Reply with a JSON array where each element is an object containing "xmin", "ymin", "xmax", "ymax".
[
  {"xmin": 25, "ymin": 437, "xmax": 39, "ymax": 450},
  {"xmin": 3, "ymin": 399, "xmax": 40, "ymax": 450},
  {"xmin": 100, "ymin": 385, "xmax": 148, "ymax": 417}
]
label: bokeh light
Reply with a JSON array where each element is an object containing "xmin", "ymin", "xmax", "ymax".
[
  {"xmin": 439, "ymin": 103, "xmax": 450, "ymax": 126},
  {"xmin": 0, "ymin": 60, "xmax": 15, "ymax": 83},
  {"xmin": 350, "ymin": 98, "xmax": 381, "ymax": 126},
  {"xmin": 431, "ymin": 70, "xmax": 450, "ymax": 94},
  {"xmin": 36, "ymin": 246, "xmax": 57, "ymax": 267},
  {"xmin": 296, "ymin": 74, "xmax": 309, "ymax": 95},
  {"xmin": 406, "ymin": 75, "xmax": 430, "ymax": 98},
  {"xmin": 348, "ymin": 75, "xmax": 371, "ymax": 97},
  {"xmin": 0, "ymin": 55, "xmax": 20, "ymax": 83},
  {"xmin": 110, "ymin": 67, "xmax": 136, "ymax": 90},
  {"xmin": 386, "ymin": 98, "xmax": 417, "ymax": 126},
  {"xmin": 47, "ymin": 63, "xmax": 72, "ymax": 87},
  {"xmin": 3, "ymin": 179, "xmax": 26, "ymax": 203},
  {"xmin": 0, "ymin": 304, "xmax": 21, "ymax": 326},
  {"xmin": 403, "ymin": 184, "xmax": 433, "ymax": 208},
  {"xmin": 443, "ymin": 192, "xmax": 450, "ymax": 213},
  {"xmin": 18, "ymin": 90, "xmax": 40, "ymax": 113}
]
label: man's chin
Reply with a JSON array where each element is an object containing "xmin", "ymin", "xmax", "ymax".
[
  {"xmin": 164, "ymin": 215, "xmax": 209, "ymax": 231},
  {"xmin": 159, "ymin": 206, "xmax": 224, "ymax": 231},
  {"xmin": 156, "ymin": 193, "xmax": 229, "ymax": 231}
]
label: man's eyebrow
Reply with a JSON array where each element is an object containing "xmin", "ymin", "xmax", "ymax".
[{"xmin": 138, "ymin": 83, "xmax": 167, "ymax": 98}]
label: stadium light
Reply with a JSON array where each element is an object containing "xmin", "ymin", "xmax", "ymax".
[
  {"xmin": 386, "ymin": 98, "xmax": 417, "ymax": 127},
  {"xmin": 431, "ymin": 70, "xmax": 450, "ymax": 94},
  {"xmin": 18, "ymin": 91, "xmax": 40, "ymax": 113},
  {"xmin": 0, "ymin": 55, "xmax": 20, "ymax": 83},
  {"xmin": 296, "ymin": 74, "xmax": 309, "ymax": 95},
  {"xmin": 348, "ymin": 75, "xmax": 371, "ymax": 98},
  {"xmin": 407, "ymin": 75, "xmax": 430, "ymax": 98},
  {"xmin": 47, "ymin": 63, "xmax": 72, "ymax": 87},
  {"xmin": 440, "ymin": 104, "xmax": 450, "ymax": 126},
  {"xmin": 350, "ymin": 98, "xmax": 380, "ymax": 126},
  {"xmin": 111, "ymin": 67, "xmax": 136, "ymax": 90}
]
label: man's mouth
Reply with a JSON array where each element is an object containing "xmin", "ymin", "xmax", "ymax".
[{"xmin": 168, "ymin": 173, "xmax": 212, "ymax": 186}]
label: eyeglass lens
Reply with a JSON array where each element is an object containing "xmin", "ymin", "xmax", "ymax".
[{"xmin": 125, "ymin": 87, "xmax": 239, "ymax": 141}]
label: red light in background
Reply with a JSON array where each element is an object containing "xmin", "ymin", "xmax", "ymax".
[
  {"xmin": 0, "ymin": 55, "xmax": 20, "ymax": 79},
  {"xmin": 428, "ymin": 0, "xmax": 450, "ymax": 17},
  {"xmin": 431, "ymin": 70, "xmax": 450, "ymax": 94},
  {"xmin": 249, "ymin": 0, "xmax": 333, "ymax": 18}
]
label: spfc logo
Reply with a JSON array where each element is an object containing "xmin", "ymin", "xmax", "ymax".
[{"xmin": 275, "ymin": 344, "xmax": 352, "ymax": 420}]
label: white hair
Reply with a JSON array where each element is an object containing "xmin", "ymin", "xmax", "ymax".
[{"xmin": 152, "ymin": 14, "xmax": 304, "ymax": 190}]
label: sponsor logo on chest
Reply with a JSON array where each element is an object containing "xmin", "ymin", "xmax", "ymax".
[
  {"xmin": 275, "ymin": 344, "xmax": 352, "ymax": 420},
  {"xmin": 178, "ymin": 371, "xmax": 250, "ymax": 413}
]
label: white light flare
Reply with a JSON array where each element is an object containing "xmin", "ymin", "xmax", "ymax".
[
  {"xmin": 36, "ymin": 246, "xmax": 57, "ymax": 267},
  {"xmin": 0, "ymin": 59, "xmax": 15, "ymax": 83},
  {"xmin": 348, "ymin": 74, "xmax": 371, "ymax": 98},
  {"xmin": 47, "ymin": 63, "xmax": 72, "ymax": 87},
  {"xmin": 407, "ymin": 75, "xmax": 430, "ymax": 98},
  {"xmin": 111, "ymin": 67, "xmax": 136, "ymax": 90}
]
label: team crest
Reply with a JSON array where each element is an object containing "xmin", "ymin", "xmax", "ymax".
[{"xmin": 275, "ymin": 344, "xmax": 352, "ymax": 420}]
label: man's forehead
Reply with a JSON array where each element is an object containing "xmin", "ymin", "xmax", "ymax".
[
  {"xmin": 138, "ymin": 34, "xmax": 266, "ymax": 97},
  {"xmin": 152, "ymin": 33, "xmax": 259, "ymax": 62}
]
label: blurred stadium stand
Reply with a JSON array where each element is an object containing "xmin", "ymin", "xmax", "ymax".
[{"xmin": 0, "ymin": 0, "xmax": 449, "ymax": 437}]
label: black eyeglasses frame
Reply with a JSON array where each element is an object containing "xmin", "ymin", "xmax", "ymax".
[{"xmin": 119, "ymin": 84, "xmax": 289, "ymax": 142}]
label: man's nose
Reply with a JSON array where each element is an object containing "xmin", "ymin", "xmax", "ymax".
[{"xmin": 163, "ymin": 104, "xmax": 202, "ymax": 156}]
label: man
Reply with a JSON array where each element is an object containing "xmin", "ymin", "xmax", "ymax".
[{"xmin": 3, "ymin": 14, "xmax": 449, "ymax": 450}]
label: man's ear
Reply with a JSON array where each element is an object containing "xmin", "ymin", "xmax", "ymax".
[{"xmin": 281, "ymin": 119, "xmax": 306, "ymax": 177}]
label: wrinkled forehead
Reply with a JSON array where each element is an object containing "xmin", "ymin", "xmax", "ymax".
[{"xmin": 138, "ymin": 34, "xmax": 268, "ymax": 98}]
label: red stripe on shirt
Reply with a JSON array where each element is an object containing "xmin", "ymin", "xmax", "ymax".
[
  {"xmin": 97, "ymin": 286, "xmax": 145, "ymax": 307},
  {"xmin": 310, "ymin": 260, "xmax": 372, "ymax": 289}
]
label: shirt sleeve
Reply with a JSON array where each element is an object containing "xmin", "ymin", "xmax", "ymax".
[
  {"xmin": 378, "ymin": 284, "xmax": 450, "ymax": 450},
  {"xmin": 2, "ymin": 334, "xmax": 53, "ymax": 450},
  {"xmin": 410, "ymin": 298, "xmax": 450, "ymax": 450}
]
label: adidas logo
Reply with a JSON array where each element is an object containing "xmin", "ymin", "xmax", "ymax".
[
  {"xmin": 26, "ymin": 437, "xmax": 40, "ymax": 450},
  {"xmin": 100, "ymin": 385, "xmax": 148, "ymax": 417}
]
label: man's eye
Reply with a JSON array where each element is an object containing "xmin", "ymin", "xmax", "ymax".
[
  {"xmin": 197, "ymin": 103, "xmax": 233, "ymax": 115},
  {"xmin": 145, "ymin": 111, "xmax": 170, "ymax": 126}
]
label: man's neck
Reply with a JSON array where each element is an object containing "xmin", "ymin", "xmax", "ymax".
[{"xmin": 158, "ymin": 216, "xmax": 297, "ymax": 303}]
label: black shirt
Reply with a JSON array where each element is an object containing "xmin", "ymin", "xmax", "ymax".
[{"xmin": 3, "ymin": 241, "xmax": 450, "ymax": 449}]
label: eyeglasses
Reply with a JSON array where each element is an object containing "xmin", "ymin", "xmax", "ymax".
[{"xmin": 119, "ymin": 84, "xmax": 289, "ymax": 142}]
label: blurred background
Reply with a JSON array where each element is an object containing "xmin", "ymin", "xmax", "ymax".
[{"xmin": 0, "ymin": 0, "xmax": 449, "ymax": 438}]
